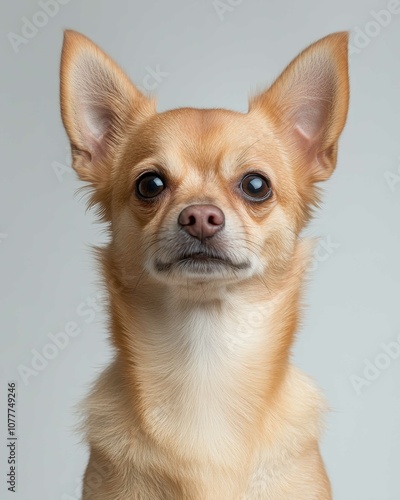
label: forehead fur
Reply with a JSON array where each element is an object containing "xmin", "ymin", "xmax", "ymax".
[{"xmin": 129, "ymin": 107, "xmax": 279, "ymax": 166}]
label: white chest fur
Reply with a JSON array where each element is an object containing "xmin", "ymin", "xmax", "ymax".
[{"xmin": 133, "ymin": 291, "xmax": 276, "ymax": 466}]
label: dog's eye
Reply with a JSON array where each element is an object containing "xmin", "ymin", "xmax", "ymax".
[
  {"xmin": 240, "ymin": 174, "xmax": 272, "ymax": 201},
  {"xmin": 136, "ymin": 173, "xmax": 165, "ymax": 199}
]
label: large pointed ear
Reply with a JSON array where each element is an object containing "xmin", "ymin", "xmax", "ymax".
[
  {"xmin": 60, "ymin": 30, "xmax": 155, "ymax": 185},
  {"xmin": 249, "ymin": 32, "xmax": 349, "ymax": 182}
]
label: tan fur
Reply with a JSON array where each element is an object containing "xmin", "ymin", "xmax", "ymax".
[{"xmin": 60, "ymin": 30, "xmax": 349, "ymax": 499}]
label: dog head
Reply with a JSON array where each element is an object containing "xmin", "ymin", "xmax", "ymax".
[{"xmin": 60, "ymin": 31, "xmax": 349, "ymax": 291}]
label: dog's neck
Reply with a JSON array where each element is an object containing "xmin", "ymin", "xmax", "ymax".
[{"xmin": 103, "ymin": 239, "xmax": 313, "ymax": 467}]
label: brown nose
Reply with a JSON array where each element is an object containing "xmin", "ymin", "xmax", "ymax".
[{"xmin": 178, "ymin": 204, "xmax": 225, "ymax": 240}]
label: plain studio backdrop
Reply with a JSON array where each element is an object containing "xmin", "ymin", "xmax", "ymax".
[{"xmin": 1, "ymin": 0, "xmax": 399, "ymax": 498}]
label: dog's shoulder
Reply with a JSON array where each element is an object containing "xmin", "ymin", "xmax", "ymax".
[{"xmin": 80, "ymin": 360, "xmax": 145, "ymax": 463}]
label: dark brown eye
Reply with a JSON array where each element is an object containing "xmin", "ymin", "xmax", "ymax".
[
  {"xmin": 240, "ymin": 174, "xmax": 272, "ymax": 201},
  {"xmin": 136, "ymin": 173, "xmax": 165, "ymax": 199}
]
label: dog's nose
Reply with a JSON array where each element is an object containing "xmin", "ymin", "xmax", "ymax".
[{"xmin": 178, "ymin": 204, "xmax": 225, "ymax": 240}]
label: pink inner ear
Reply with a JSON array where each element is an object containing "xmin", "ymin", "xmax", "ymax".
[
  {"xmin": 72, "ymin": 102, "xmax": 110, "ymax": 161},
  {"xmin": 70, "ymin": 61, "xmax": 120, "ymax": 160},
  {"xmin": 289, "ymin": 61, "xmax": 335, "ymax": 145},
  {"xmin": 83, "ymin": 104, "xmax": 111, "ymax": 140},
  {"xmin": 69, "ymin": 52, "xmax": 118, "ymax": 158},
  {"xmin": 293, "ymin": 97, "xmax": 331, "ymax": 145}
]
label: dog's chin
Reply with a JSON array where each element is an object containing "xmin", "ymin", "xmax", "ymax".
[{"xmin": 151, "ymin": 253, "xmax": 252, "ymax": 284}]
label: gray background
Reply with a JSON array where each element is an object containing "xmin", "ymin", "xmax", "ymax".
[{"xmin": 1, "ymin": 0, "xmax": 399, "ymax": 498}]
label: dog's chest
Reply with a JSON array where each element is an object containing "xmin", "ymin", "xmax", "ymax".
[{"xmin": 135, "ymin": 296, "xmax": 273, "ymax": 464}]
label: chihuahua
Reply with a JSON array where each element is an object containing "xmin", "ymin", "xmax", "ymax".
[{"xmin": 60, "ymin": 30, "xmax": 349, "ymax": 499}]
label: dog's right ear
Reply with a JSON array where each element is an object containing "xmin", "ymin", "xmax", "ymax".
[
  {"xmin": 60, "ymin": 30, "xmax": 155, "ymax": 185},
  {"xmin": 249, "ymin": 32, "xmax": 349, "ymax": 183}
]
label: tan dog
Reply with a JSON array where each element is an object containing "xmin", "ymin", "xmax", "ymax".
[{"xmin": 60, "ymin": 30, "xmax": 349, "ymax": 499}]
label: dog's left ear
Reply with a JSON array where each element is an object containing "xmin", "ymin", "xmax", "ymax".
[
  {"xmin": 250, "ymin": 32, "xmax": 349, "ymax": 182},
  {"xmin": 60, "ymin": 30, "xmax": 155, "ymax": 186}
]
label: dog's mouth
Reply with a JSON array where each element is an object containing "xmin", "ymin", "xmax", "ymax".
[{"xmin": 155, "ymin": 251, "xmax": 250, "ymax": 273}]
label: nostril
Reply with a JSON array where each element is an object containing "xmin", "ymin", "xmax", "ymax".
[
  {"xmin": 208, "ymin": 215, "xmax": 219, "ymax": 226},
  {"xmin": 207, "ymin": 209, "xmax": 224, "ymax": 227},
  {"xmin": 188, "ymin": 215, "xmax": 196, "ymax": 226}
]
